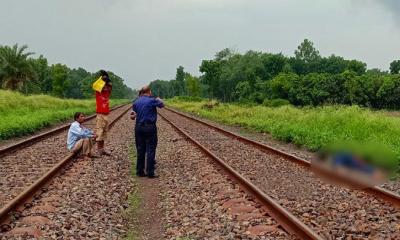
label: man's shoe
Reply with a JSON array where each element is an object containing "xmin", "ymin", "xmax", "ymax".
[
  {"xmin": 136, "ymin": 173, "xmax": 147, "ymax": 177},
  {"xmin": 147, "ymin": 175, "xmax": 159, "ymax": 179}
]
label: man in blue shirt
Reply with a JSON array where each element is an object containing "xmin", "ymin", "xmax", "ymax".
[
  {"xmin": 67, "ymin": 112, "xmax": 97, "ymax": 160},
  {"xmin": 132, "ymin": 85, "xmax": 164, "ymax": 178}
]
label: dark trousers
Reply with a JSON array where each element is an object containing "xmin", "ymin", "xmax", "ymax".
[{"xmin": 135, "ymin": 124, "xmax": 158, "ymax": 176}]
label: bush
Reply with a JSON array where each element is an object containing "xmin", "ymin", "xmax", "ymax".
[
  {"xmin": 201, "ymin": 100, "xmax": 220, "ymax": 110},
  {"xmin": 263, "ymin": 98, "xmax": 290, "ymax": 107},
  {"xmin": 376, "ymin": 75, "xmax": 400, "ymax": 109},
  {"xmin": 268, "ymin": 73, "xmax": 298, "ymax": 100}
]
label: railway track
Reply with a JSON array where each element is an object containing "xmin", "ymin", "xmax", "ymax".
[
  {"xmin": 0, "ymin": 104, "xmax": 131, "ymax": 230},
  {"xmin": 157, "ymin": 117, "xmax": 295, "ymax": 239},
  {"xmin": 163, "ymin": 107, "xmax": 400, "ymax": 207},
  {"xmin": 159, "ymin": 107, "xmax": 400, "ymax": 239}
]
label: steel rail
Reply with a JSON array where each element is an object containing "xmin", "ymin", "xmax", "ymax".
[
  {"xmin": 159, "ymin": 111, "xmax": 323, "ymax": 240},
  {"xmin": 0, "ymin": 103, "xmax": 128, "ymax": 158},
  {"xmin": 0, "ymin": 105, "xmax": 131, "ymax": 228},
  {"xmin": 163, "ymin": 107, "xmax": 400, "ymax": 207}
]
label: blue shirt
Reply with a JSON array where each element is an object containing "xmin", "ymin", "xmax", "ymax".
[
  {"xmin": 133, "ymin": 96, "xmax": 164, "ymax": 124},
  {"xmin": 67, "ymin": 121, "xmax": 94, "ymax": 150},
  {"xmin": 333, "ymin": 152, "xmax": 374, "ymax": 174}
]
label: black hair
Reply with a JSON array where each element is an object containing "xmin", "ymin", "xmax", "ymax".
[
  {"xmin": 100, "ymin": 70, "xmax": 111, "ymax": 83},
  {"xmin": 99, "ymin": 70, "xmax": 109, "ymax": 77},
  {"xmin": 74, "ymin": 112, "xmax": 83, "ymax": 121}
]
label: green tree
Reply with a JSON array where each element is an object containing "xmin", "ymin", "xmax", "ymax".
[
  {"xmin": 185, "ymin": 74, "xmax": 201, "ymax": 97},
  {"xmin": 81, "ymin": 74, "xmax": 96, "ymax": 98},
  {"xmin": 0, "ymin": 43, "xmax": 133, "ymax": 99},
  {"xmin": 22, "ymin": 60, "xmax": 42, "ymax": 94},
  {"xmin": 318, "ymin": 55, "xmax": 347, "ymax": 74},
  {"xmin": 291, "ymin": 39, "xmax": 322, "ymax": 74},
  {"xmin": 346, "ymin": 60, "xmax": 366, "ymax": 75},
  {"xmin": 366, "ymin": 68, "xmax": 388, "ymax": 75},
  {"xmin": 150, "ymin": 79, "xmax": 173, "ymax": 98},
  {"xmin": 215, "ymin": 48, "xmax": 234, "ymax": 61},
  {"xmin": 30, "ymin": 55, "xmax": 52, "ymax": 93},
  {"xmin": 217, "ymin": 54, "xmax": 240, "ymax": 101},
  {"xmin": 249, "ymin": 78, "xmax": 266, "ymax": 103},
  {"xmin": 235, "ymin": 81, "xmax": 252, "ymax": 102},
  {"xmin": 343, "ymin": 71, "xmax": 361, "ymax": 105},
  {"xmin": 108, "ymin": 71, "xmax": 127, "ymax": 99},
  {"xmin": 377, "ymin": 75, "xmax": 400, "ymax": 109},
  {"xmin": 199, "ymin": 60, "xmax": 221, "ymax": 98},
  {"xmin": 260, "ymin": 53, "xmax": 287, "ymax": 80},
  {"xmin": 64, "ymin": 68, "xmax": 90, "ymax": 98},
  {"xmin": 367, "ymin": 74, "xmax": 385, "ymax": 108},
  {"xmin": 282, "ymin": 62, "xmax": 293, "ymax": 73},
  {"xmin": 268, "ymin": 73, "xmax": 298, "ymax": 100},
  {"xmin": 220, "ymin": 51, "xmax": 263, "ymax": 101},
  {"xmin": 294, "ymin": 39, "xmax": 320, "ymax": 64},
  {"xmin": 390, "ymin": 60, "xmax": 400, "ymax": 74},
  {"xmin": 290, "ymin": 73, "xmax": 332, "ymax": 106},
  {"xmin": 176, "ymin": 66, "xmax": 185, "ymax": 95},
  {"xmin": 151, "ymin": 44, "xmax": 396, "ymax": 108},
  {"xmin": 0, "ymin": 44, "xmax": 35, "ymax": 90},
  {"xmin": 50, "ymin": 64, "xmax": 70, "ymax": 97}
]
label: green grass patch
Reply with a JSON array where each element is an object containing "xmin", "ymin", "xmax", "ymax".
[
  {"xmin": 166, "ymin": 98, "xmax": 400, "ymax": 174},
  {"xmin": 122, "ymin": 144, "xmax": 141, "ymax": 240},
  {"xmin": 0, "ymin": 90, "xmax": 129, "ymax": 140}
]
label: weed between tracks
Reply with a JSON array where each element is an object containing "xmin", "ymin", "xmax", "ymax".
[{"xmin": 122, "ymin": 144, "xmax": 141, "ymax": 240}]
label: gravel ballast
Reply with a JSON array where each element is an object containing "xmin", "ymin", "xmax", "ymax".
[{"xmin": 160, "ymin": 108, "xmax": 400, "ymax": 239}]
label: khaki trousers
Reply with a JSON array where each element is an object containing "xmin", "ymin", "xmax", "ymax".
[
  {"xmin": 95, "ymin": 114, "xmax": 109, "ymax": 141},
  {"xmin": 71, "ymin": 138, "xmax": 93, "ymax": 156}
]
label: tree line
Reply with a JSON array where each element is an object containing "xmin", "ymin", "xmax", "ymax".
[
  {"xmin": 150, "ymin": 39, "xmax": 400, "ymax": 109},
  {"xmin": 0, "ymin": 44, "xmax": 135, "ymax": 99}
]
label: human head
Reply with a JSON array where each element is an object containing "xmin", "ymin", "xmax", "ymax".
[
  {"xmin": 74, "ymin": 112, "xmax": 85, "ymax": 123},
  {"xmin": 100, "ymin": 70, "xmax": 111, "ymax": 83},
  {"xmin": 141, "ymin": 85, "xmax": 152, "ymax": 96}
]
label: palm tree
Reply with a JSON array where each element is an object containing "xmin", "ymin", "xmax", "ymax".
[{"xmin": 0, "ymin": 44, "xmax": 35, "ymax": 90}]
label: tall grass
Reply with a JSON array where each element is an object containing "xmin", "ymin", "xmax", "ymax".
[
  {"xmin": 166, "ymin": 98, "xmax": 400, "ymax": 172},
  {"xmin": 0, "ymin": 90, "xmax": 129, "ymax": 140}
]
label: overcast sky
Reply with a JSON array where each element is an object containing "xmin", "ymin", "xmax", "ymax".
[{"xmin": 1, "ymin": 0, "xmax": 399, "ymax": 89}]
